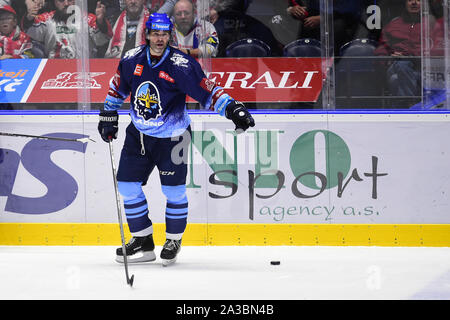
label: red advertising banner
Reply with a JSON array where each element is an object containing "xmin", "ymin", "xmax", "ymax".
[
  {"xmin": 26, "ymin": 58, "xmax": 323, "ymax": 103},
  {"xmin": 207, "ymin": 58, "xmax": 322, "ymax": 103},
  {"xmin": 27, "ymin": 59, "xmax": 120, "ymax": 104}
]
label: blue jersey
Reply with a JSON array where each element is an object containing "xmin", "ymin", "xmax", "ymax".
[{"xmin": 104, "ymin": 45, "xmax": 232, "ymax": 137}]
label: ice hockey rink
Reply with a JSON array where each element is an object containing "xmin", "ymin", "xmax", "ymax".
[{"xmin": 1, "ymin": 245, "xmax": 449, "ymax": 300}]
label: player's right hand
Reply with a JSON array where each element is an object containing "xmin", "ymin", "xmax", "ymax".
[{"xmin": 98, "ymin": 110, "xmax": 119, "ymax": 142}]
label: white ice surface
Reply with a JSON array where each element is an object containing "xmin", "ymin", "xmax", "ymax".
[{"xmin": 0, "ymin": 245, "xmax": 449, "ymax": 300}]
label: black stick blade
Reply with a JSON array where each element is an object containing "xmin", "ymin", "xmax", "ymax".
[{"xmin": 128, "ymin": 274, "xmax": 135, "ymax": 287}]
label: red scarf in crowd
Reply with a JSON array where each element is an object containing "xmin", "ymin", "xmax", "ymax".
[
  {"xmin": 105, "ymin": 7, "xmax": 150, "ymax": 58},
  {"xmin": 0, "ymin": 26, "xmax": 33, "ymax": 58}
]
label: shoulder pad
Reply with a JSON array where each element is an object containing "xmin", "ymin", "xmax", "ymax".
[{"xmin": 122, "ymin": 45, "xmax": 146, "ymax": 61}]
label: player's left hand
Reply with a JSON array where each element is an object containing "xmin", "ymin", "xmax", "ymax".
[{"xmin": 225, "ymin": 100, "xmax": 255, "ymax": 133}]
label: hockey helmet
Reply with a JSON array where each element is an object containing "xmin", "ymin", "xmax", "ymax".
[{"xmin": 146, "ymin": 13, "xmax": 173, "ymax": 32}]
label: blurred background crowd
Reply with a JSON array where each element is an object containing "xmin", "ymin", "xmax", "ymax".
[{"xmin": 0, "ymin": 0, "xmax": 446, "ymax": 109}]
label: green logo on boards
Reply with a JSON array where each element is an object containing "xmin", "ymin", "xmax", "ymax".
[
  {"xmin": 289, "ymin": 130, "xmax": 351, "ymax": 190},
  {"xmin": 188, "ymin": 129, "xmax": 353, "ymax": 191},
  {"xmin": 185, "ymin": 128, "xmax": 387, "ymax": 220}
]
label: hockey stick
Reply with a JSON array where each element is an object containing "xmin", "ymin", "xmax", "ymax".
[
  {"xmin": 108, "ymin": 140, "xmax": 134, "ymax": 287},
  {"xmin": 0, "ymin": 131, "xmax": 95, "ymax": 143}
]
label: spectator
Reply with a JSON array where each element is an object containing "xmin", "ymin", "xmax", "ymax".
[
  {"xmin": 104, "ymin": 0, "xmax": 149, "ymax": 58},
  {"xmin": 5, "ymin": 0, "xmax": 50, "ymax": 30},
  {"xmin": 374, "ymin": 0, "xmax": 423, "ymax": 98},
  {"xmin": 431, "ymin": 16, "xmax": 444, "ymax": 56},
  {"xmin": 430, "ymin": 0, "xmax": 443, "ymax": 56},
  {"xmin": 333, "ymin": 0, "xmax": 365, "ymax": 51},
  {"xmin": 117, "ymin": 0, "xmax": 169, "ymax": 14},
  {"xmin": 287, "ymin": 0, "xmax": 365, "ymax": 55},
  {"xmin": 154, "ymin": 0, "xmax": 176, "ymax": 15},
  {"xmin": 265, "ymin": 1, "xmax": 302, "ymax": 47},
  {"xmin": 171, "ymin": 0, "xmax": 218, "ymax": 58},
  {"xmin": 24, "ymin": 0, "xmax": 45, "ymax": 22},
  {"xmin": 89, "ymin": 0, "xmax": 121, "ymax": 25},
  {"xmin": 213, "ymin": 0, "xmax": 281, "ymax": 56},
  {"xmin": 152, "ymin": 0, "xmax": 199, "ymax": 16},
  {"xmin": 24, "ymin": 0, "xmax": 112, "ymax": 58},
  {"xmin": 0, "ymin": 5, "xmax": 33, "ymax": 59},
  {"xmin": 287, "ymin": 0, "xmax": 319, "ymax": 42},
  {"xmin": 89, "ymin": 0, "xmax": 121, "ymax": 57}
]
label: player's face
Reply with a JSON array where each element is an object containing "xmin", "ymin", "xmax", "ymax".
[{"xmin": 148, "ymin": 30, "xmax": 170, "ymax": 56}]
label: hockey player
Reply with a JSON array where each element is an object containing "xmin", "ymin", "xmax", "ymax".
[{"xmin": 98, "ymin": 12, "xmax": 254, "ymax": 266}]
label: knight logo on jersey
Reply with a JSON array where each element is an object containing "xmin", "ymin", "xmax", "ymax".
[{"xmin": 134, "ymin": 81, "xmax": 162, "ymax": 120}]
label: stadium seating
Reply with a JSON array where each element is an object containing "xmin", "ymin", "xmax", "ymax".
[
  {"xmin": 282, "ymin": 38, "xmax": 322, "ymax": 57},
  {"xmin": 225, "ymin": 38, "xmax": 272, "ymax": 57},
  {"xmin": 336, "ymin": 39, "xmax": 383, "ymax": 108}
]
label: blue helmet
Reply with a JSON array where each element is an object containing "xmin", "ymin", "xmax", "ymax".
[{"xmin": 146, "ymin": 13, "xmax": 173, "ymax": 32}]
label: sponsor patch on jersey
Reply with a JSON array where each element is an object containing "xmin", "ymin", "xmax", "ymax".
[
  {"xmin": 159, "ymin": 71, "xmax": 174, "ymax": 83},
  {"xmin": 200, "ymin": 77, "xmax": 216, "ymax": 93},
  {"xmin": 134, "ymin": 64, "xmax": 144, "ymax": 76},
  {"xmin": 134, "ymin": 81, "xmax": 162, "ymax": 121}
]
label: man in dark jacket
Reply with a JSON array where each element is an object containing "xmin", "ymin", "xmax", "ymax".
[{"xmin": 213, "ymin": 0, "xmax": 281, "ymax": 56}]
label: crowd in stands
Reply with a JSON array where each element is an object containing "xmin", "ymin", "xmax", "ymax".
[
  {"xmin": 0, "ymin": 0, "xmax": 446, "ymax": 107},
  {"xmin": 0, "ymin": 0, "xmax": 444, "ymax": 59}
]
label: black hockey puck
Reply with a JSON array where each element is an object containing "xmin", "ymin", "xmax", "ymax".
[{"xmin": 270, "ymin": 261, "xmax": 280, "ymax": 265}]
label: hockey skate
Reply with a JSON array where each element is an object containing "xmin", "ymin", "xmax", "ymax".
[
  {"xmin": 160, "ymin": 239, "xmax": 181, "ymax": 266},
  {"xmin": 116, "ymin": 234, "xmax": 156, "ymax": 263}
]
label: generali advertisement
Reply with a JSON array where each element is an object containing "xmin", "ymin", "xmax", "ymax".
[
  {"xmin": 1, "ymin": 113, "xmax": 449, "ymax": 224},
  {"xmin": 0, "ymin": 58, "xmax": 322, "ymax": 103}
]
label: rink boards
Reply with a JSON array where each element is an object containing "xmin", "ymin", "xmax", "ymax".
[{"xmin": 1, "ymin": 111, "xmax": 450, "ymax": 246}]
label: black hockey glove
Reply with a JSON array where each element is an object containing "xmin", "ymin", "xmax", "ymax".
[
  {"xmin": 225, "ymin": 100, "xmax": 255, "ymax": 133},
  {"xmin": 98, "ymin": 110, "xmax": 118, "ymax": 142}
]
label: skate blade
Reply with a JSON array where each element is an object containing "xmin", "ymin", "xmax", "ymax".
[
  {"xmin": 116, "ymin": 251, "xmax": 156, "ymax": 263},
  {"xmin": 161, "ymin": 257, "xmax": 177, "ymax": 267}
]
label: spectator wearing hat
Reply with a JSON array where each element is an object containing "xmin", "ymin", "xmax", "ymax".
[{"xmin": 0, "ymin": 5, "xmax": 33, "ymax": 59}]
